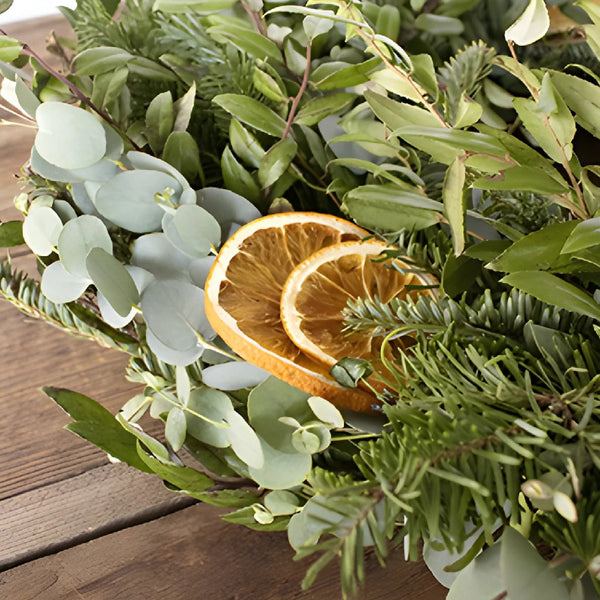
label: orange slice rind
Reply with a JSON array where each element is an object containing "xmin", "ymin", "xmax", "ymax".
[
  {"xmin": 280, "ymin": 239, "xmax": 437, "ymax": 374},
  {"xmin": 204, "ymin": 212, "xmax": 378, "ymax": 412}
]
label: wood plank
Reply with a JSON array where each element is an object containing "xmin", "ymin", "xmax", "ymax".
[
  {"xmin": 0, "ymin": 503, "xmax": 446, "ymax": 599},
  {"xmin": 0, "ymin": 295, "xmax": 143, "ymax": 499},
  {"xmin": 0, "ymin": 464, "xmax": 195, "ymax": 571},
  {"xmin": 0, "ymin": 16, "xmax": 73, "ymax": 219}
]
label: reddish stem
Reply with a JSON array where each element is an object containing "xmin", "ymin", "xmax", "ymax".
[{"xmin": 282, "ymin": 44, "xmax": 312, "ymax": 140}]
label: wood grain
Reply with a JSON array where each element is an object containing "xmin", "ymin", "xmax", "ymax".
[
  {"xmin": 0, "ymin": 464, "xmax": 195, "ymax": 571},
  {"xmin": 0, "ymin": 17, "xmax": 143, "ymax": 500},
  {"xmin": 0, "ymin": 503, "xmax": 445, "ymax": 600}
]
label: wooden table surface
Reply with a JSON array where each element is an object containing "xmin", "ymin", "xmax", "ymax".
[{"xmin": 0, "ymin": 15, "xmax": 445, "ymax": 600}]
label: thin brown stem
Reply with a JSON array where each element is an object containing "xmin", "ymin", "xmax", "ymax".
[
  {"xmin": 357, "ymin": 29, "xmax": 447, "ymax": 127},
  {"xmin": 8, "ymin": 35, "xmax": 142, "ymax": 151},
  {"xmin": 282, "ymin": 44, "xmax": 312, "ymax": 140},
  {"xmin": 240, "ymin": 0, "xmax": 267, "ymax": 37},
  {"xmin": 508, "ymin": 41, "xmax": 539, "ymax": 101}
]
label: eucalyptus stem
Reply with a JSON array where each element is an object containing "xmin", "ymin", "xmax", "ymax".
[{"xmin": 7, "ymin": 34, "xmax": 142, "ymax": 151}]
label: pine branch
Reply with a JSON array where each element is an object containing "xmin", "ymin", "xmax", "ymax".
[
  {"xmin": 437, "ymin": 41, "xmax": 496, "ymax": 125},
  {"xmin": 0, "ymin": 258, "xmax": 139, "ymax": 354}
]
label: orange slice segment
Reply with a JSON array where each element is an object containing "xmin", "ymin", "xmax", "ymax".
[
  {"xmin": 204, "ymin": 212, "xmax": 378, "ymax": 412},
  {"xmin": 280, "ymin": 239, "xmax": 437, "ymax": 374}
]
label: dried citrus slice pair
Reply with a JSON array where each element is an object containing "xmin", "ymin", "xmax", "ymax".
[{"xmin": 204, "ymin": 212, "xmax": 435, "ymax": 413}]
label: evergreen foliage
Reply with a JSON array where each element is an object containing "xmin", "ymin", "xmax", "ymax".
[{"xmin": 2, "ymin": 0, "xmax": 600, "ymax": 598}]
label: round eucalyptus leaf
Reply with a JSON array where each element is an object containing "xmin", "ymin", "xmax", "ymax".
[
  {"xmin": 201, "ymin": 337, "xmax": 235, "ymax": 365},
  {"xmin": 291, "ymin": 427, "xmax": 322, "ymax": 454},
  {"xmin": 131, "ymin": 232, "xmax": 192, "ymax": 280},
  {"xmin": 201, "ymin": 361, "xmax": 270, "ymax": 391},
  {"xmin": 186, "ymin": 386, "xmax": 234, "ymax": 448},
  {"xmin": 98, "ymin": 265, "xmax": 154, "ymax": 328},
  {"xmin": 162, "ymin": 204, "xmax": 221, "ymax": 259},
  {"xmin": 52, "ymin": 200, "xmax": 78, "ymax": 224},
  {"xmin": 165, "ymin": 406, "xmax": 187, "ymax": 452},
  {"xmin": 141, "ymin": 279, "xmax": 215, "ymax": 353},
  {"xmin": 97, "ymin": 292, "xmax": 135, "ymax": 328},
  {"xmin": 103, "ymin": 122, "xmax": 125, "ymax": 159},
  {"xmin": 196, "ymin": 187, "xmax": 260, "ymax": 243},
  {"xmin": 57, "ymin": 215, "xmax": 112, "ymax": 278},
  {"xmin": 248, "ymin": 377, "xmax": 312, "ymax": 454},
  {"xmin": 35, "ymin": 102, "xmax": 107, "ymax": 170},
  {"xmin": 22, "ymin": 206, "xmax": 63, "ymax": 256},
  {"xmin": 71, "ymin": 183, "xmax": 97, "ymax": 215},
  {"xmin": 287, "ymin": 494, "xmax": 348, "ymax": 550},
  {"xmin": 146, "ymin": 328, "xmax": 203, "ymax": 366},
  {"xmin": 30, "ymin": 146, "xmax": 121, "ymax": 184},
  {"xmin": 95, "ymin": 170, "xmax": 180, "ymax": 233},
  {"xmin": 41, "ymin": 260, "xmax": 90, "ymax": 303},
  {"xmin": 86, "ymin": 247, "xmax": 140, "ymax": 317},
  {"xmin": 264, "ymin": 490, "xmax": 301, "ymax": 516},
  {"xmin": 189, "ymin": 256, "xmax": 215, "ymax": 288},
  {"xmin": 248, "ymin": 438, "xmax": 311, "ymax": 490},
  {"xmin": 225, "ymin": 410, "xmax": 264, "ymax": 469},
  {"xmin": 308, "ymin": 396, "xmax": 344, "ymax": 428},
  {"xmin": 126, "ymin": 151, "xmax": 191, "ymax": 193}
]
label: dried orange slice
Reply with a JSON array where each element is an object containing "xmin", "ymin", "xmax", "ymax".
[
  {"xmin": 204, "ymin": 212, "xmax": 377, "ymax": 412},
  {"xmin": 280, "ymin": 239, "xmax": 437, "ymax": 373}
]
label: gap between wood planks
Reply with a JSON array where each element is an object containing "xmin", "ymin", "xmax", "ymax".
[{"xmin": 0, "ymin": 463, "xmax": 197, "ymax": 572}]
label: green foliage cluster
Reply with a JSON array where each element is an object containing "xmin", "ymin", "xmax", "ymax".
[{"xmin": 3, "ymin": 0, "xmax": 600, "ymax": 598}]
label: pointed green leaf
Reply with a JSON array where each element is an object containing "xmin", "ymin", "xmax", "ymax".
[
  {"xmin": 342, "ymin": 184, "xmax": 442, "ymax": 232},
  {"xmin": 229, "ymin": 119, "xmax": 265, "ymax": 168},
  {"xmin": 550, "ymin": 71, "xmax": 600, "ymax": 139},
  {"xmin": 295, "ymin": 93, "xmax": 356, "ymax": 127},
  {"xmin": 74, "ymin": 46, "xmax": 133, "ymax": 76},
  {"xmin": 252, "ymin": 67, "xmax": 287, "ymax": 103},
  {"xmin": 312, "ymin": 56, "xmax": 381, "ymax": 90},
  {"xmin": 0, "ymin": 35, "xmax": 22, "ymax": 62},
  {"xmin": 258, "ymin": 138, "xmax": 297, "ymax": 188},
  {"xmin": 165, "ymin": 406, "xmax": 187, "ymax": 451},
  {"xmin": 396, "ymin": 126, "xmax": 508, "ymax": 158},
  {"xmin": 500, "ymin": 271, "xmax": 600, "ymax": 320},
  {"xmin": 162, "ymin": 131, "xmax": 202, "ymax": 183},
  {"xmin": 43, "ymin": 387, "xmax": 152, "ymax": 473},
  {"xmin": 146, "ymin": 91, "xmax": 174, "ymax": 154},
  {"xmin": 473, "ymin": 166, "xmax": 568, "ymax": 195},
  {"xmin": 153, "ymin": 0, "xmax": 236, "ymax": 12},
  {"xmin": 86, "ymin": 247, "xmax": 140, "ymax": 317},
  {"xmin": 415, "ymin": 13, "xmax": 464, "ymax": 35},
  {"xmin": 443, "ymin": 158, "xmax": 466, "ymax": 256},
  {"xmin": 0, "ymin": 220, "xmax": 24, "ymax": 248},
  {"xmin": 221, "ymin": 145, "xmax": 261, "ymax": 204},
  {"xmin": 207, "ymin": 25, "xmax": 282, "ymax": 63},
  {"xmin": 213, "ymin": 94, "xmax": 287, "ymax": 137},
  {"xmin": 136, "ymin": 442, "xmax": 214, "ymax": 493},
  {"xmin": 562, "ymin": 217, "xmax": 600, "ymax": 254},
  {"xmin": 488, "ymin": 221, "xmax": 578, "ymax": 273}
]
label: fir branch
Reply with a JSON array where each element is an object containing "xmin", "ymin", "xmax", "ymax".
[
  {"xmin": 0, "ymin": 258, "xmax": 139, "ymax": 353},
  {"xmin": 437, "ymin": 41, "xmax": 496, "ymax": 125}
]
